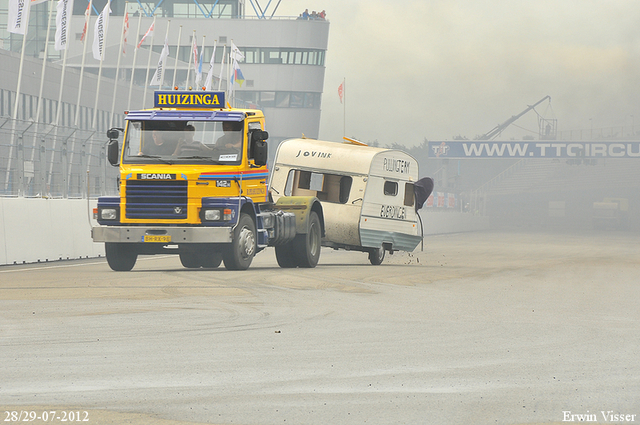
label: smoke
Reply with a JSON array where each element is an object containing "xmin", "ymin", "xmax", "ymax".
[{"xmin": 278, "ymin": 0, "xmax": 640, "ymax": 146}]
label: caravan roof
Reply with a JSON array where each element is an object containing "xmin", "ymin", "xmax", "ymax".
[{"xmin": 274, "ymin": 139, "xmax": 419, "ymax": 180}]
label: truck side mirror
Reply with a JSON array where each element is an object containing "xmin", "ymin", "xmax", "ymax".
[
  {"xmin": 251, "ymin": 130, "xmax": 269, "ymax": 143},
  {"xmin": 253, "ymin": 141, "xmax": 268, "ymax": 166},
  {"xmin": 250, "ymin": 130, "xmax": 268, "ymax": 166},
  {"xmin": 106, "ymin": 127, "xmax": 123, "ymax": 166},
  {"xmin": 107, "ymin": 139, "xmax": 119, "ymax": 166},
  {"xmin": 106, "ymin": 128, "xmax": 120, "ymax": 139}
]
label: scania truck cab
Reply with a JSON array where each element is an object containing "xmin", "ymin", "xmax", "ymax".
[{"xmin": 92, "ymin": 91, "xmax": 324, "ymax": 271}]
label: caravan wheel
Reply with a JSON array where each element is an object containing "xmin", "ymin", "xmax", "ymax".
[{"xmin": 368, "ymin": 247, "xmax": 385, "ymax": 265}]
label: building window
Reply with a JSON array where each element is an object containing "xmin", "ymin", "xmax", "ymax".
[
  {"xmin": 234, "ymin": 91, "xmax": 321, "ymax": 109},
  {"xmin": 260, "ymin": 92, "xmax": 276, "ymax": 107}
]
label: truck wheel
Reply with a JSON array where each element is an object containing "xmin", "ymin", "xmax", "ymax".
[
  {"xmin": 223, "ymin": 213, "xmax": 256, "ymax": 270},
  {"xmin": 201, "ymin": 251, "xmax": 223, "ymax": 268},
  {"xmin": 275, "ymin": 242, "xmax": 298, "ymax": 268},
  {"xmin": 368, "ymin": 247, "xmax": 385, "ymax": 265},
  {"xmin": 293, "ymin": 211, "xmax": 321, "ymax": 268},
  {"xmin": 179, "ymin": 251, "xmax": 202, "ymax": 268},
  {"xmin": 105, "ymin": 243, "xmax": 138, "ymax": 271}
]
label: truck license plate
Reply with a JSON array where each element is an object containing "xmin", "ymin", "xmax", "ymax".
[{"xmin": 144, "ymin": 235, "xmax": 171, "ymax": 243}]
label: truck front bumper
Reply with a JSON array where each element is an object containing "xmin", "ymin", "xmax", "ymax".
[{"xmin": 92, "ymin": 225, "xmax": 233, "ymax": 244}]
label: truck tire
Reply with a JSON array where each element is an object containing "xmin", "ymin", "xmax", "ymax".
[
  {"xmin": 293, "ymin": 211, "xmax": 321, "ymax": 268},
  {"xmin": 223, "ymin": 213, "xmax": 256, "ymax": 270},
  {"xmin": 368, "ymin": 247, "xmax": 385, "ymax": 265},
  {"xmin": 275, "ymin": 242, "xmax": 298, "ymax": 268},
  {"xmin": 201, "ymin": 251, "xmax": 223, "ymax": 268},
  {"xmin": 179, "ymin": 251, "xmax": 202, "ymax": 268},
  {"xmin": 105, "ymin": 243, "xmax": 138, "ymax": 271}
]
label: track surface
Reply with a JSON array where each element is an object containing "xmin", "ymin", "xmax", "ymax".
[{"xmin": 1, "ymin": 231, "xmax": 639, "ymax": 425}]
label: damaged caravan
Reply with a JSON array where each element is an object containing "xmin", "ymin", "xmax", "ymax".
[{"xmin": 269, "ymin": 138, "xmax": 433, "ymax": 265}]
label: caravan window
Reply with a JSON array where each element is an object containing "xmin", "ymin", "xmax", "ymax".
[
  {"xmin": 404, "ymin": 183, "xmax": 415, "ymax": 207},
  {"xmin": 384, "ymin": 181, "xmax": 398, "ymax": 196},
  {"xmin": 284, "ymin": 169, "xmax": 352, "ymax": 204}
]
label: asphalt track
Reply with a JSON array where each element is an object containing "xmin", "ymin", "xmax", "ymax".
[{"xmin": 1, "ymin": 231, "xmax": 639, "ymax": 425}]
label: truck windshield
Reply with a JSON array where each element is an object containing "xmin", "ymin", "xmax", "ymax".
[{"xmin": 122, "ymin": 120, "xmax": 244, "ymax": 165}]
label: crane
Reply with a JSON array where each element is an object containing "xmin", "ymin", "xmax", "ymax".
[{"xmin": 478, "ymin": 95, "xmax": 551, "ymax": 140}]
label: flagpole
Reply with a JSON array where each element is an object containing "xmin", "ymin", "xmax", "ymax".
[
  {"xmin": 342, "ymin": 78, "xmax": 346, "ymax": 138},
  {"xmin": 12, "ymin": 2, "xmax": 31, "ymax": 119},
  {"xmin": 127, "ymin": 10, "xmax": 143, "ymax": 111},
  {"xmin": 142, "ymin": 15, "xmax": 156, "ymax": 109},
  {"xmin": 217, "ymin": 45, "xmax": 226, "ymax": 91},
  {"xmin": 196, "ymin": 34, "xmax": 205, "ymax": 89},
  {"xmin": 6, "ymin": 0, "xmax": 32, "ymax": 194},
  {"xmin": 92, "ymin": 0, "xmax": 111, "ymax": 129},
  {"xmin": 204, "ymin": 40, "xmax": 216, "ymax": 91},
  {"xmin": 185, "ymin": 30, "xmax": 195, "ymax": 89},
  {"xmin": 161, "ymin": 20, "xmax": 171, "ymax": 87},
  {"xmin": 228, "ymin": 46, "xmax": 232, "ymax": 102},
  {"xmin": 229, "ymin": 40, "xmax": 234, "ymax": 101},
  {"xmin": 55, "ymin": 0, "xmax": 71, "ymax": 126},
  {"xmin": 49, "ymin": 0, "xmax": 74, "ymax": 195},
  {"xmin": 52, "ymin": 0, "xmax": 71, "ymax": 193},
  {"xmin": 109, "ymin": 2, "xmax": 128, "ymax": 128},
  {"xmin": 26, "ymin": 0, "xmax": 56, "ymax": 187},
  {"xmin": 75, "ymin": 0, "xmax": 93, "ymax": 127},
  {"xmin": 34, "ymin": 0, "xmax": 55, "ymax": 124},
  {"xmin": 172, "ymin": 25, "xmax": 182, "ymax": 88}
]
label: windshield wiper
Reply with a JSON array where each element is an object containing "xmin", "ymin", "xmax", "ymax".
[
  {"xmin": 133, "ymin": 154, "xmax": 174, "ymax": 164},
  {"xmin": 176, "ymin": 155, "xmax": 215, "ymax": 160}
]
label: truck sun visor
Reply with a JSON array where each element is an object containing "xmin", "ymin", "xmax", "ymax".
[{"xmin": 125, "ymin": 110, "xmax": 245, "ymax": 122}]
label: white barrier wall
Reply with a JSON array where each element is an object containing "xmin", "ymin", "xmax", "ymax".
[
  {"xmin": 0, "ymin": 199, "xmax": 490, "ymax": 266},
  {"xmin": 0, "ymin": 198, "xmax": 104, "ymax": 265},
  {"xmin": 420, "ymin": 211, "xmax": 490, "ymax": 235}
]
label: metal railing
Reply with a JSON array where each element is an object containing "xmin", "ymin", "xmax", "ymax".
[{"xmin": 0, "ymin": 117, "xmax": 118, "ymax": 198}]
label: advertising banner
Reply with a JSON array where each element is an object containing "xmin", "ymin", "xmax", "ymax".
[{"xmin": 428, "ymin": 141, "xmax": 640, "ymax": 159}]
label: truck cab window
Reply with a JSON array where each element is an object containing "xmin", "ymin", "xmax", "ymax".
[{"xmin": 122, "ymin": 120, "xmax": 243, "ymax": 165}]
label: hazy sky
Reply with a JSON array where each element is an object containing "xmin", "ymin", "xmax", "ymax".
[{"xmin": 275, "ymin": 0, "xmax": 640, "ymax": 146}]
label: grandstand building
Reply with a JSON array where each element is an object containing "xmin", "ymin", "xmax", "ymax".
[{"xmin": 0, "ymin": 0, "xmax": 330, "ymax": 147}]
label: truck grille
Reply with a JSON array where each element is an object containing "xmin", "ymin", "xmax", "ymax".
[{"xmin": 125, "ymin": 180, "xmax": 188, "ymax": 220}]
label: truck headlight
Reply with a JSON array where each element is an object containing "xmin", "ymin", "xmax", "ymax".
[
  {"xmin": 204, "ymin": 209, "xmax": 222, "ymax": 221},
  {"xmin": 100, "ymin": 208, "xmax": 118, "ymax": 220}
]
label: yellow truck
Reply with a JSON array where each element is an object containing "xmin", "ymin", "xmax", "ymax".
[{"xmin": 92, "ymin": 90, "xmax": 323, "ymax": 271}]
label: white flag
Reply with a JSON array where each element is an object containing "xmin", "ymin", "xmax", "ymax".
[
  {"xmin": 8, "ymin": 0, "xmax": 31, "ymax": 35},
  {"xmin": 195, "ymin": 42, "xmax": 204, "ymax": 88},
  {"xmin": 191, "ymin": 34, "xmax": 199, "ymax": 86},
  {"xmin": 92, "ymin": 2, "xmax": 111, "ymax": 60},
  {"xmin": 150, "ymin": 38, "xmax": 169, "ymax": 87},
  {"xmin": 204, "ymin": 42, "xmax": 217, "ymax": 91},
  {"xmin": 231, "ymin": 41, "xmax": 244, "ymax": 62},
  {"xmin": 54, "ymin": 0, "xmax": 74, "ymax": 50}
]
